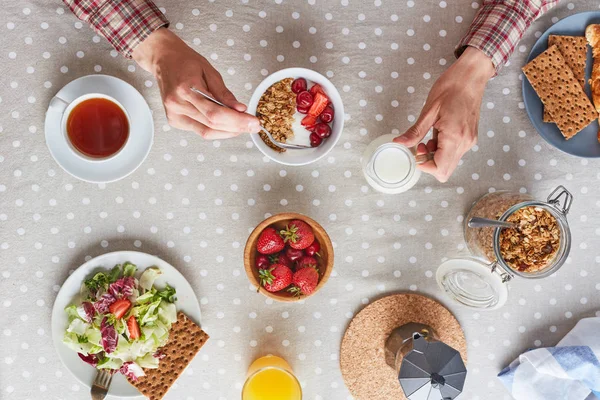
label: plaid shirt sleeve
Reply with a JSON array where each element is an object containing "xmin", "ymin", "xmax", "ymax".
[
  {"xmin": 62, "ymin": 0, "xmax": 169, "ymax": 58},
  {"xmin": 456, "ymin": 0, "xmax": 561, "ymax": 74}
]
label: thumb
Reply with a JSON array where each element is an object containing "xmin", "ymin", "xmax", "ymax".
[{"xmin": 393, "ymin": 107, "xmax": 437, "ymax": 147}]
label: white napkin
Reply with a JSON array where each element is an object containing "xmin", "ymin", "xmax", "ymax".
[{"xmin": 498, "ymin": 317, "xmax": 600, "ymax": 400}]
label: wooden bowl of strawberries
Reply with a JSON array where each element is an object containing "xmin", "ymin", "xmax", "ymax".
[{"xmin": 244, "ymin": 212, "xmax": 334, "ymax": 302}]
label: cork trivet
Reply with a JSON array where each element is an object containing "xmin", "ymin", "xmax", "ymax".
[
  {"xmin": 522, "ymin": 45, "xmax": 597, "ymax": 139},
  {"xmin": 543, "ymin": 35, "xmax": 587, "ymax": 122},
  {"xmin": 340, "ymin": 294, "xmax": 466, "ymax": 400},
  {"xmin": 127, "ymin": 312, "xmax": 209, "ymax": 400}
]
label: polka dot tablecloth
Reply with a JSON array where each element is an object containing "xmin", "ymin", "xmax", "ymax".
[{"xmin": 1, "ymin": 1, "xmax": 599, "ymax": 399}]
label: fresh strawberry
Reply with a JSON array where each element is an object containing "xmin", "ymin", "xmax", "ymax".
[
  {"xmin": 259, "ymin": 264, "xmax": 293, "ymax": 292},
  {"xmin": 270, "ymin": 253, "xmax": 293, "ymax": 269},
  {"xmin": 296, "ymin": 255, "xmax": 318, "ymax": 270},
  {"xmin": 301, "ymin": 115, "xmax": 318, "ymax": 128},
  {"xmin": 256, "ymin": 227, "xmax": 285, "ymax": 254},
  {"xmin": 109, "ymin": 299, "xmax": 131, "ymax": 319},
  {"xmin": 304, "ymin": 241, "xmax": 321, "ymax": 257},
  {"xmin": 280, "ymin": 219, "xmax": 315, "ymax": 250},
  {"xmin": 286, "ymin": 247, "xmax": 304, "ymax": 262},
  {"xmin": 309, "ymin": 83, "xmax": 326, "ymax": 97},
  {"xmin": 308, "ymin": 92, "xmax": 329, "ymax": 117},
  {"xmin": 256, "ymin": 254, "xmax": 270, "ymax": 269},
  {"xmin": 289, "ymin": 266, "xmax": 319, "ymax": 296},
  {"xmin": 127, "ymin": 315, "xmax": 141, "ymax": 339}
]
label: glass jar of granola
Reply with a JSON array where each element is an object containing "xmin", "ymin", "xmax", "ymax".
[{"xmin": 436, "ymin": 186, "xmax": 573, "ymax": 310}]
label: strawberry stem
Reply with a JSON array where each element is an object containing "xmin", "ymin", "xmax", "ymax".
[
  {"xmin": 287, "ymin": 285, "xmax": 303, "ymax": 297},
  {"xmin": 258, "ymin": 268, "xmax": 275, "ymax": 287},
  {"xmin": 280, "ymin": 224, "xmax": 299, "ymax": 244}
]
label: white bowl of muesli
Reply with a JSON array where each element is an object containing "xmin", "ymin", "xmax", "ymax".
[{"xmin": 247, "ymin": 68, "xmax": 344, "ymax": 166}]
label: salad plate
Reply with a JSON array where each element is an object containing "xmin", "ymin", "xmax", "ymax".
[{"xmin": 51, "ymin": 251, "xmax": 201, "ymax": 398}]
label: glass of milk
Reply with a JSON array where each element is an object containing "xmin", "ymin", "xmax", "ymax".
[{"xmin": 361, "ymin": 134, "xmax": 432, "ymax": 194}]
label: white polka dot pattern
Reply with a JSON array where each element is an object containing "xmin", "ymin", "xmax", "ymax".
[{"xmin": 0, "ymin": 1, "xmax": 599, "ymax": 400}]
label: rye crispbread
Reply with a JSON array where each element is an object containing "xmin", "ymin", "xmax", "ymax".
[
  {"xmin": 522, "ymin": 45, "xmax": 597, "ymax": 139},
  {"xmin": 543, "ymin": 35, "xmax": 588, "ymax": 122},
  {"xmin": 127, "ymin": 312, "xmax": 209, "ymax": 400}
]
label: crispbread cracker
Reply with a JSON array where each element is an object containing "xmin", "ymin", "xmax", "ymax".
[
  {"xmin": 543, "ymin": 35, "xmax": 588, "ymax": 122},
  {"xmin": 127, "ymin": 312, "xmax": 209, "ymax": 400},
  {"xmin": 522, "ymin": 45, "xmax": 597, "ymax": 139}
]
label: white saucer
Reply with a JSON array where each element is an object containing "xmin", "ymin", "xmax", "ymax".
[{"xmin": 45, "ymin": 75, "xmax": 154, "ymax": 183}]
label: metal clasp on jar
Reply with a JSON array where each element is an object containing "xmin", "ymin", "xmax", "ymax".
[
  {"xmin": 547, "ymin": 185, "xmax": 573, "ymax": 215},
  {"xmin": 491, "ymin": 262, "xmax": 513, "ymax": 283}
]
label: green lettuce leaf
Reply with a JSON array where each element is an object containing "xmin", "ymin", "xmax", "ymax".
[
  {"xmin": 84, "ymin": 271, "xmax": 109, "ymax": 293},
  {"xmin": 65, "ymin": 305, "xmax": 81, "ymax": 322},
  {"xmin": 67, "ymin": 318, "xmax": 89, "ymax": 336},
  {"xmin": 139, "ymin": 267, "xmax": 162, "ymax": 291},
  {"xmin": 137, "ymin": 353, "xmax": 159, "ymax": 369},
  {"xmin": 123, "ymin": 262, "xmax": 137, "ymax": 277},
  {"xmin": 107, "ymin": 265, "xmax": 121, "ymax": 283},
  {"xmin": 158, "ymin": 302, "xmax": 177, "ymax": 325},
  {"xmin": 156, "ymin": 284, "xmax": 176, "ymax": 303}
]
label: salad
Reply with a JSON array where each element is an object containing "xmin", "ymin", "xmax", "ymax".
[{"xmin": 63, "ymin": 262, "xmax": 177, "ymax": 381}]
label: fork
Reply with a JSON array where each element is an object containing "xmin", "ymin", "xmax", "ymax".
[
  {"xmin": 189, "ymin": 87, "xmax": 312, "ymax": 150},
  {"xmin": 91, "ymin": 369, "xmax": 113, "ymax": 400}
]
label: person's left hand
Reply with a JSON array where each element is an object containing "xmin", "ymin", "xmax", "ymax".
[{"xmin": 133, "ymin": 28, "xmax": 261, "ymax": 139}]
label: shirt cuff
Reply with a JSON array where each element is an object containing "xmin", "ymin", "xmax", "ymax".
[
  {"xmin": 89, "ymin": 0, "xmax": 169, "ymax": 58},
  {"xmin": 455, "ymin": 3, "xmax": 534, "ymax": 75}
]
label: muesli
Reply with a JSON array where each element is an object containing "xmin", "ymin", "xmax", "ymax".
[{"xmin": 499, "ymin": 206, "xmax": 560, "ymax": 273}]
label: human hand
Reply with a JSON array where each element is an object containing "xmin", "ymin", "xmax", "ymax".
[
  {"xmin": 394, "ymin": 47, "xmax": 495, "ymax": 182},
  {"xmin": 133, "ymin": 28, "xmax": 261, "ymax": 139}
]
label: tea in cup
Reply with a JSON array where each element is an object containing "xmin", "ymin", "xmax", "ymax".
[{"xmin": 49, "ymin": 93, "xmax": 130, "ymax": 161}]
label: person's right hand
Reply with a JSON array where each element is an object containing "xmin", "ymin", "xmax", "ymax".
[
  {"xmin": 394, "ymin": 47, "xmax": 495, "ymax": 182},
  {"xmin": 133, "ymin": 28, "xmax": 261, "ymax": 139}
]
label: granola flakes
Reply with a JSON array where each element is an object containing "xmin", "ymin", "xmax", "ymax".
[
  {"xmin": 464, "ymin": 192, "xmax": 533, "ymax": 262},
  {"xmin": 499, "ymin": 206, "xmax": 560, "ymax": 273},
  {"xmin": 256, "ymin": 78, "xmax": 296, "ymax": 153}
]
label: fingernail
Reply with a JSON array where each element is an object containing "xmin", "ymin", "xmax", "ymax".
[{"xmin": 248, "ymin": 121, "xmax": 261, "ymax": 132}]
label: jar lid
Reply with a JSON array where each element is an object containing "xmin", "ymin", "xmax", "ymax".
[{"xmin": 436, "ymin": 258, "xmax": 508, "ymax": 310}]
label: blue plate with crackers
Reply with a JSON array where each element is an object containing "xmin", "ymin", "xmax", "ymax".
[{"xmin": 523, "ymin": 11, "xmax": 600, "ymax": 158}]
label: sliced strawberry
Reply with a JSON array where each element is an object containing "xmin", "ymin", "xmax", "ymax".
[
  {"xmin": 301, "ymin": 115, "xmax": 318, "ymax": 127},
  {"xmin": 108, "ymin": 298, "xmax": 131, "ymax": 319},
  {"xmin": 308, "ymin": 92, "xmax": 329, "ymax": 117},
  {"xmin": 127, "ymin": 315, "xmax": 141, "ymax": 339},
  {"xmin": 310, "ymin": 84, "xmax": 326, "ymax": 97}
]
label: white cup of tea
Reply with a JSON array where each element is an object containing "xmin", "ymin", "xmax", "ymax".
[{"xmin": 48, "ymin": 93, "xmax": 131, "ymax": 162}]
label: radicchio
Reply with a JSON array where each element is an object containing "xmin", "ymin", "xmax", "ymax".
[
  {"xmin": 78, "ymin": 352, "xmax": 99, "ymax": 367},
  {"xmin": 94, "ymin": 293, "xmax": 116, "ymax": 314},
  {"xmin": 153, "ymin": 351, "xmax": 166, "ymax": 360},
  {"xmin": 100, "ymin": 317, "xmax": 118, "ymax": 354},
  {"xmin": 77, "ymin": 301, "xmax": 96, "ymax": 323},
  {"xmin": 108, "ymin": 277, "xmax": 136, "ymax": 299},
  {"xmin": 119, "ymin": 361, "xmax": 145, "ymax": 381}
]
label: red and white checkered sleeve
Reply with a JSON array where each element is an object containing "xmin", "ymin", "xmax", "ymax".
[
  {"xmin": 455, "ymin": 0, "xmax": 561, "ymax": 75},
  {"xmin": 62, "ymin": 0, "xmax": 169, "ymax": 58}
]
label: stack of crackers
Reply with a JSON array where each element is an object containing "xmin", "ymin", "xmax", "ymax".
[
  {"xmin": 126, "ymin": 312, "xmax": 209, "ymax": 400},
  {"xmin": 522, "ymin": 28, "xmax": 600, "ymax": 141}
]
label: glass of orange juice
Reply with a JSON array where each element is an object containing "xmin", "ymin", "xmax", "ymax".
[{"xmin": 242, "ymin": 355, "xmax": 302, "ymax": 400}]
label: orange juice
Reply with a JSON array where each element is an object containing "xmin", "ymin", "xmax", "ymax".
[{"xmin": 242, "ymin": 355, "xmax": 302, "ymax": 400}]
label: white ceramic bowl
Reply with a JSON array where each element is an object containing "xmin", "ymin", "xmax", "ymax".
[{"xmin": 247, "ymin": 68, "xmax": 344, "ymax": 166}]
